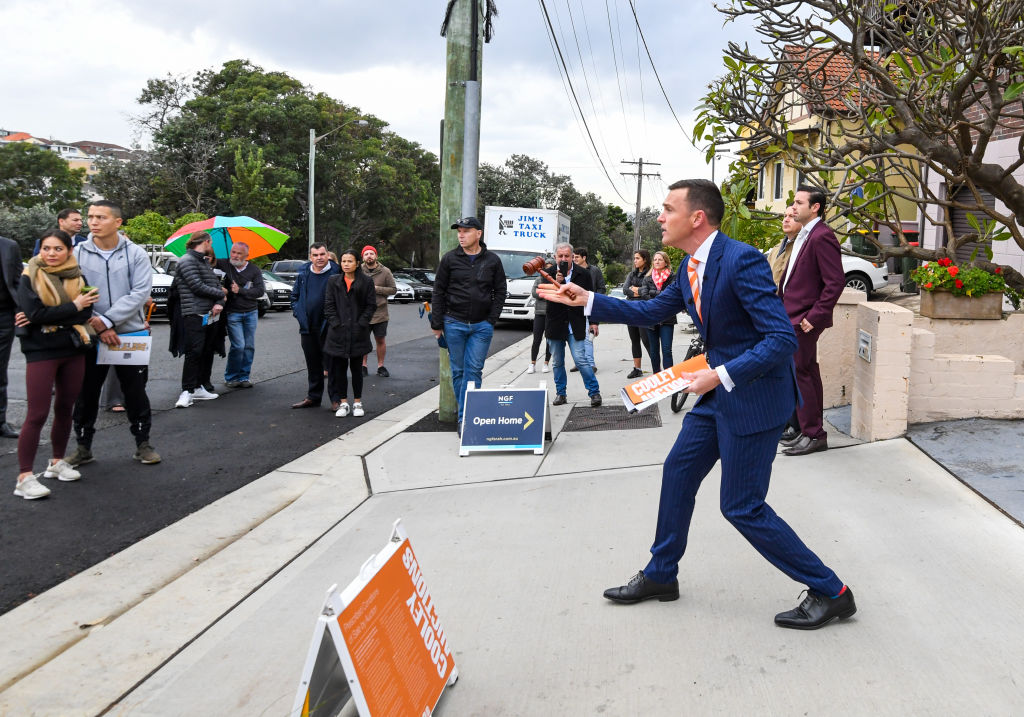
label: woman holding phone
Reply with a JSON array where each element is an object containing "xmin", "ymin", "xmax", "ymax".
[{"xmin": 13, "ymin": 229, "xmax": 98, "ymax": 499}]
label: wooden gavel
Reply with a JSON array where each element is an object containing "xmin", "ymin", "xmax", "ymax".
[{"xmin": 522, "ymin": 256, "xmax": 577, "ymax": 300}]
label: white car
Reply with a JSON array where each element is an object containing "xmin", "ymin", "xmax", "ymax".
[
  {"xmin": 841, "ymin": 255, "xmax": 889, "ymax": 293},
  {"xmin": 764, "ymin": 248, "xmax": 889, "ymax": 293},
  {"xmin": 150, "ymin": 268, "xmax": 174, "ymax": 316},
  {"xmin": 388, "ymin": 280, "xmax": 414, "ymax": 304}
]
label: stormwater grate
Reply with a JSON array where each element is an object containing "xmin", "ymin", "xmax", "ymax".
[{"xmin": 562, "ymin": 403, "xmax": 662, "ymax": 432}]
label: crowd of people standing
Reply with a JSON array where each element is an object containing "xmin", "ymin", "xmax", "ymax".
[{"xmin": 4, "ymin": 199, "xmax": 405, "ymax": 501}]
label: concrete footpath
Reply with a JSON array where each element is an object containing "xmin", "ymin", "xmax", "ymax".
[{"xmin": 2, "ymin": 325, "xmax": 1024, "ymax": 716}]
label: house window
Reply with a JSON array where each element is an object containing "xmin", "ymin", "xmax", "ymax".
[
  {"xmin": 773, "ymin": 162, "xmax": 784, "ymax": 199},
  {"xmin": 758, "ymin": 166, "xmax": 766, "ymax": 200}
]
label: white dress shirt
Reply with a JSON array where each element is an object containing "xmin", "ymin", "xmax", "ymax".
[{"xmin": 782, "ymin": 215, "xmax": 820, "ymax": 289}]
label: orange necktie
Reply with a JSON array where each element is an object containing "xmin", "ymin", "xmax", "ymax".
[{"xmin": 687, "ymin": 256, "xmax": 702, "ymax": 321}]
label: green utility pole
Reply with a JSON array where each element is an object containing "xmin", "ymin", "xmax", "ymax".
[{"xmin": 438, "ymin": 0, "xmax": 485, "ymax": 423}]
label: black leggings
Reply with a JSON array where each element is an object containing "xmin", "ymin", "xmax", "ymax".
[
  {"xmin": 530, "ymin": 315, "xmax": 551, "ymax": 363},
  {"xmin": 328, "ymin": 355, "xmax": 365, "ymax": 401},
  {"xmin": 19, "ymin": 355, "xmax": 85, "ymax": 473},
  {"xmin": 627, "ymin": 324, "xmax": 650, "ymax": 360}
]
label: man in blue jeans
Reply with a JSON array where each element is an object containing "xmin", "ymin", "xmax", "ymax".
[
  {"xmin": 219, "ymin": 242, "xmax": 265, "ymax": 388},
  {"xmin": 544, "ymin": 243, "xmax": 601, "ymax": 407},
  {"xmin": 430, "ymin": 217, "xmax": 506, "ymax": 429}
]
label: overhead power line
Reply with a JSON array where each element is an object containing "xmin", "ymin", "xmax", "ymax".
[
  {"xmin": 538, "ymin": 0, "xmax": 631, "ymax": 204},
  {"xmin": 626, "ymin": 0, "xmax": 694, "ymax": 146}
]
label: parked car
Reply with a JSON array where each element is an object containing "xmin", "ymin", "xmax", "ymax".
[
  {"xmin": 392, "ymin": 272, "xmax": 432, "ymax": 301},
  {"xmin": 150, "ymin": 268, "xmax": 174, "ymax": 317},
  {"xmin": 269, "ymin": 259, "xmax": 307, "ymax": 285},
  {"xmin": 609, "ymin": 285, "xmax": 627, "ymax": 300},
  {"xmin": 396, "ymin": 267, "xmax": 435, "ymax": 286},
  {"xmin": 765, "ymin": 248, "xmax": 889, "ymax": 294},
  {"xmin": 261, "ymin": 270, "xmax": 293, "ymax": 311},
  {"xmin": 841, "ymin": 255, "xmax": 889, "ymax": 293},
  {"xmin": 388, "ymin": 280, "xmax": 415, "ymax": 304}
]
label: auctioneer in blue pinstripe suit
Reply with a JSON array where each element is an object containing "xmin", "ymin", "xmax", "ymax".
[{"xmin": 542, "ymin": 180, "xmax": 855, "ymax": 629}]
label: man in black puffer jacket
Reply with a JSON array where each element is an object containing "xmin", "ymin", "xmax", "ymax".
[
  {"xmin": 174, "ymin": 232, "xmax": 226, "ymax": 408},
  {"xmin": 429, "ymin": 217, "xmax": 506, "ymax": 429}
]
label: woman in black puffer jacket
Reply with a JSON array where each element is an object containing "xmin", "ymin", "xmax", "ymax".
[
  {"xmin": 324, "ymin": 249, "xmax": 376, "ymax": 418},
  {"xmin": 622, "ymin": 249, "xmax": 652, "ymax": 378},
  {"xmin": 174, "ymin": 232, "xmax": 226, "ymax": 407}
]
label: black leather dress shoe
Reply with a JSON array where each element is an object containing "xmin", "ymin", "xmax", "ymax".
[
  {"xmin": 603, "ymin": 571, "xmax": 679, "ymax": 604},
  {"xmin": 775, "ymin": 587, "xmax": 856, "ymax": 629},
  {"xmin": 779, "ymin": 426, "xmax": 800, "ymax": 443},
  {"xmin": 552, "ymin": 395, "xmax": 567, "ymax": 406},
  {"xmin": 783, "ymin": 435, "xmax": 828, "ymax": 456},
  {"xmin": 0, "ymin": 422, "xmax": 19, "ymax": 438},
  {"xmin": 291, "ymin": 398, "xmax": 319, "ymax": 409}
]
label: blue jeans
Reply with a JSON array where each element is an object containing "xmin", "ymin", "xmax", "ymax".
[
  {"xmin": 444, "ymin": 317, "xmax": 494, "ymax": 424},
  {"xmin": 583, "ymin": 326, "xmax": 596, "ymax": 366},
  {"xmin": 646, "ymin": 324, "xmax": 675, "ymax": 373},
  {"xmin": 551, "ymin": 332, "xmax": 600, "ymax": 398},
  {"xmin": 224, "ymin": 310, "xmax": 258, "ymax": 382}
]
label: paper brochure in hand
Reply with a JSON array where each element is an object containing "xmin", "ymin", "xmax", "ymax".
[{"xmin": 620, "ymin": 352, "xmax": 710, "ymax": 413}]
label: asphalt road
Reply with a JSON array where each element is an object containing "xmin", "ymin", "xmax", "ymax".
[{"xmin": 0, "ymin": 304, "xmax": 528, "ymax": 614}]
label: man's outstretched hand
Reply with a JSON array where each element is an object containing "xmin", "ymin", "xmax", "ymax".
[{"xmin": 536, "ymin": 282, "xmax": 589, "ymax": 307}]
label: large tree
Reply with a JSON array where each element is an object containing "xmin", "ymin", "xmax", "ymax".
[
  {"xmin": 0, "ymin": 143, "xmax": 84, "ymax": 211},
  {"xmin": 126, "ymin": 60, "xmax": 440, "ymax": 262},
  {"xmin": 695, "ymin": 0, "xmax": 1024, "ymax": 294}
]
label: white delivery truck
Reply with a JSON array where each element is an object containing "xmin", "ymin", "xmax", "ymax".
[{"xmin": 483, "ymin": 206, "xmax": 571, "ymax": 323}]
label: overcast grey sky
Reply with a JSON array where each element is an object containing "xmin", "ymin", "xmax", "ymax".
[{"xmin": 1, "ymin": 0, "xmax": 757, "ymax": 209}]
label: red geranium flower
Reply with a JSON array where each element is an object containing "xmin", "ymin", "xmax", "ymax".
[
  {"xmin": 947, "ymin": 265, "xmax": 960, "ymax": 277},
  {"xmin": 995, "ymin": 267, "xmax": 1003, "ymax": 274},
  {"xmin": 955, "ymin": 279, "xmax": 964, "ymax": 288},
  {"xmin": 938, "ymin": 257, "xmax": 952, "ymax": 267},
  {"xmin": 924, "ymin": 282, "xmax": 933, "ymax": 289}
]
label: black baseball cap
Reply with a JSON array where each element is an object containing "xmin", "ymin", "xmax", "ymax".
[{"xmin": 450, "ymin": 217, "xmax": 483, "ymax": 230}]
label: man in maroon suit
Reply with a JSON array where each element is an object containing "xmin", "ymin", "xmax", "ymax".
[{"xmin": 779, "ymin": 187, "xmax": 845, "ymax": 456}]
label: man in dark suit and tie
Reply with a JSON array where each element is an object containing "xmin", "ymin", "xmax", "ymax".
[
  {"xmin": 779, "ymin": 187, "xmax": 845, "ymax": 457},
  {"xmin": 539, "ymin": 179, "xmax": 855, "ymax": 630},
  {"xmin": 545, "ymin": 242, "xmax": 601, "ymax": 407}
]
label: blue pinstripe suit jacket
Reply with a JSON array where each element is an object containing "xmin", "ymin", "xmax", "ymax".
[{"xmin": 592, "ymin": 233, "xmax": 799, "ymax": 435}]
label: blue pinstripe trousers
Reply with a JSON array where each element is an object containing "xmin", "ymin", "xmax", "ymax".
[{"xmin": 643, "ymin": 398, "xmax": 843, "ymax": 596}]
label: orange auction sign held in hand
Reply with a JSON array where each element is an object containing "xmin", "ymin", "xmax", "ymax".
[{"xmin": 293, "ymin": 520, "xmax": 458, "ymax": 717}]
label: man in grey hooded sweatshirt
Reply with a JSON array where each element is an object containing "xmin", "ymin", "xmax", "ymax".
[{"xmin": 67, "ymin": 200, "xmax": 161, "ymax": 466}]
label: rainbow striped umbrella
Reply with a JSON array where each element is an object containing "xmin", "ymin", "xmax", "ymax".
[{"xmin": 163, "ymin": 216, "xmax": 289, "ymax": 259}]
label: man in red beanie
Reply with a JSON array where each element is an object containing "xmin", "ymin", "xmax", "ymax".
[{"xmin": 360, "ymin": 245, "xmax": 396, "ymax": 377}]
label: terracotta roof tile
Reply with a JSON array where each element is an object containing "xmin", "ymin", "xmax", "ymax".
[{"xmin": 783, "ymin": 45, "xmax": 885, "ymax": 113}]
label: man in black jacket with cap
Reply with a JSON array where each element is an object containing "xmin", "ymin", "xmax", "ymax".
[{"xmin": 430, "ymin": 217, "xmax": 506, "ymax": 428}]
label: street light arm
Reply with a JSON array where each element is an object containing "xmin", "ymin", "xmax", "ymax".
[{"xmin": 314, "ymin": 118, "xmax": 369, "ymax": 144}]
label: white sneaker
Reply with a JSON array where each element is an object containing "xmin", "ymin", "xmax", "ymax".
[
  {"xmin": 335, "ymin": 402, "xmax": 350, "ymax": 417},
  {"xmin": 175, "ymin": 390, "xmax": 194, "ymax": 408},
  {"xmin": 352, "ymin": 402, "xmax": 365, "ymax": 417},
  {"xmin": 43, "ymin": 459, "xmax": 81, "ymax": 482},
  {"xmin": 14, "ymin": 475, "xmax": 50, "ymax": 500},
  {"xmin": 527, "ymin": 364, "xmax": 536, "ymax": 374},
  {"xmin": 542, "ymin": 363, "xmax": 550, "ymax": 373},
  {"xmin": 192, "ymin": 386, "xmax": 219, "ymax": 401}
]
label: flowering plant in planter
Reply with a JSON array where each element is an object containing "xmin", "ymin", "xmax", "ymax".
[{"xmin": 910, "ymin": 257, "xmax": 1018, "ymax": 302}]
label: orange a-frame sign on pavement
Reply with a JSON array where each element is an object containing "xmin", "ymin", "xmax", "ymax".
[{"xmin": 292, "ymin": 520, "xmax": 458, "ymax": 717}]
